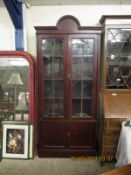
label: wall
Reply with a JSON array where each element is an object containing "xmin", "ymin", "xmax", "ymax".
[
  {"xmin": 0, "ymin": 7, "xmax": 15, "ymax": 50},
  {"xmin": 1, "ymin": 5, "xmax": 131, "ymax": 57}
]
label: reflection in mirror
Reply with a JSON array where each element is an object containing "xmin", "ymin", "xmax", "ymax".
[{"xmin": 0, "ymin": 57, "xmax": 29, "ymax": 121}]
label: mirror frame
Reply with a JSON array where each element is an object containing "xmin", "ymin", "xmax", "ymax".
[{"xmin": 0, "ymin": 51, "xmax": 35, "ymax": 124}]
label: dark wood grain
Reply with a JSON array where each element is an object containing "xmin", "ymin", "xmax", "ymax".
[{"xmin": 35, "ymin": 15, "xmax": 102, "ymax": 157}]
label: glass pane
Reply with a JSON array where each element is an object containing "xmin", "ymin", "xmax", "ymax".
[
  {"xmin": 0, "ymin": 58, "xmax": 29, "ymax": 121},
  {"xmin": 44, "ymin": 80, "xmax": 64, "ymax": 97},
  {"xmin": 72, "ymin": 99, "xmax": 92, "ymax": 117},
  {"xmin": 107, "ymin": 28, "xmax": 131, "ymax": 89},
  {"xmin": 44, "ymin": 99, "xmax": 64, "ymax": 117},
  {"xmin": 71, "ymin": 38, "xmax": 94, "ymax": 118},
  {"xmin": 42, "ymin": 38, "xmax": 64, "ymax": 117}
]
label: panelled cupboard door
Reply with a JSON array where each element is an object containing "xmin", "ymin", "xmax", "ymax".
[
  {"xmin": 35, "ymin": 15, "xmax": 102, "ymax": 157},
  {"xmin": 68, "ymin": 121, "xmax": 97, "ymax": 149},
  {"xmin": 39, "ymin": 121, "xmax": 67, "ymax": 148}
]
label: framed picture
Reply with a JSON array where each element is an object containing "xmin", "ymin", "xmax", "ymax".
[
  {"xmin": 2, "ymin": 122, "xmax": 29, "ymax": 159},
  {"xmin": 0, "ymin": 132, "xmax": 2, "ymax": 161},
  {"xmin": 29, "ymin": 124, "xmax": 34, "ymax": 159}
]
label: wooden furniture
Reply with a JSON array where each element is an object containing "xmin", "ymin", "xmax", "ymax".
[
  {"xmin": 101, "ymin": 92, "xmax": 131, "ymax": 158},
  {"xmin": 35, "ymin": 15, "xmax": 102, "ymax": 157},
  {"xmin": 100, "ymin": 163, "xmax": 131, "ymax": 175},
  {"xmin": 100, "ymin": 16, "xmax": 131, "ymax": 159},
  {"xmin": 100, "ymin": 15, "xmax": 131, "ymax": 91}
]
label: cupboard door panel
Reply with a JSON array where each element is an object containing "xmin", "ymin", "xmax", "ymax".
[
  {"xmin": 39, "ymin": 121, "xmax": 67, "ymax": 148},
  {"xmin": 68, "ymin": 122, "xmax": 96, "ymax": 149}
]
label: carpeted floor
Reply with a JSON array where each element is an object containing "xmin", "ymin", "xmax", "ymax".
[{"xmin": 0, "ymin": 157, "xmax": 115, "ymax": 175}]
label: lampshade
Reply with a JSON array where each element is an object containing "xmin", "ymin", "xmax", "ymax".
[{"xmin": 7, "ymin": 73, "xmax": 24, "ymax": 85}]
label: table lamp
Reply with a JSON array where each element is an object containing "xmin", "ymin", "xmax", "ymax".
[{"xmin": 7, "ymin": 73, "xmax": 24, "ymax": 114}]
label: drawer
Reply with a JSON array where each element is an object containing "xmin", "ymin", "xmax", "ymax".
[
  {"xmin": 104, "ymin": 128, "xmax": 120, "ymax": 136},
  {"xmin": 104, "ymin": 118, "xmax": 126, "ymax": 128},
  {"xmin": 103, "ymin": 135, "xmax": 119, "ymax": 146},
  {"xmin": 102, "ymin": 146, "xmax": 117, "ymax": 157}
]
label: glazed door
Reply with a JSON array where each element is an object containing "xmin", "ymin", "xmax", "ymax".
[
  {"xmin": 38, "ymin": 36, "xmax": 68, "ymax": 152},
  {"xmin": 39, "ymin": 37, "xmax": 97, "ymax": 120},
  {"xmin": 70, "ymin": 36, "xmax": 97, "ymax": 119},
  {"xmin": 67, "ymin": 36, "xmax": 98, "ymax": 151},
  {"xmin": 42, "ymin": 37, "xmax": 65, "ymax": 118}
]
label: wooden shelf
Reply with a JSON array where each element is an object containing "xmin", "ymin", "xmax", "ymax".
[
  {"xmin": 43, "ymin": 79, "xmax": 64, "ymax": 81},
  {"xmin": 72, "ymin": 97, "xmax": 92, "ymax": 100},
  {"xmin": 44, "ymin": 97, "xmax": 64, "ymax": 99}
]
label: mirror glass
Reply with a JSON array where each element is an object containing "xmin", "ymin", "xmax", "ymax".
[{"xmin": 0, "ymin": 57, "xmax": 29, "ymax": 121}]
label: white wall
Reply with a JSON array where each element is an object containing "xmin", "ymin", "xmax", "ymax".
[
  {"xmin": 1, "ymin": 5, "xmax": 131, "ymax": 57},
  {"xmin": 0, "ymin": 7, "xmax": 15, "ymax": 50}
]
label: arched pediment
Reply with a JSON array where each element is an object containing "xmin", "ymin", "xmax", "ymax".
[{"xmin": 57, "ymin": 15, "xmax": 80, "ymax": 32}]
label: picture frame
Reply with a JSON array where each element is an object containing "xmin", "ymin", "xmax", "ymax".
[
  {"xmin": 29, "ymin": 124, "xmax": 34, "ymax": 159},
  {"xmin": 0, "ymin": 132, "xmax": 2, "ymax": 161},
  {"xmin": 2, "ymin": 122, "xmax": 30, "ymax": 159}
]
